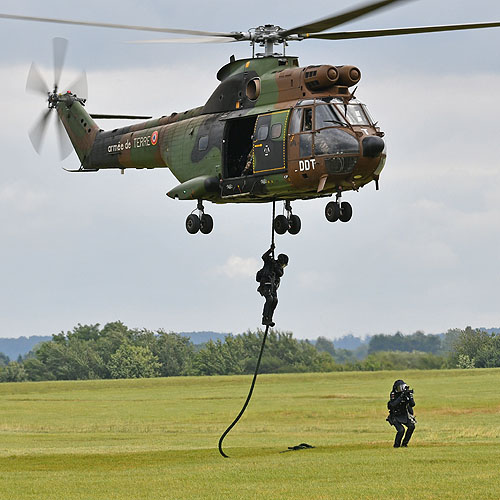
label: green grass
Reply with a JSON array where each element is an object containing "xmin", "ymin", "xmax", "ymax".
[{"xmin": 1, "ymin": 369, "xmax": 499, "ymax": 499}]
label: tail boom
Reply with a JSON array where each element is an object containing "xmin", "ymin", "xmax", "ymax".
[
  {"xmin": 57, "ymin": 94, "xmax": 99, "ymax": 166},
  {"xmin": 57, "ymin": 94, "xmax": 168, "ymax": 171}
]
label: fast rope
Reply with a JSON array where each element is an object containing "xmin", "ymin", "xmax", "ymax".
[
  {"xmin": 217, "ymin": 200, "xmax": 277, "ymax": 458},
  {"xmin": 271, "ymin": 198, "xmax": 276, "ymax": 256},
  {"xmin": 218, "ymin": 324, "xmax": 269, "ymax": 458}
]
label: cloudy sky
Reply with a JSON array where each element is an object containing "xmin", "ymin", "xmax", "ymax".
[{"xmin": 1, "ymin": 0, "xmax": 499, "ymax": 341}]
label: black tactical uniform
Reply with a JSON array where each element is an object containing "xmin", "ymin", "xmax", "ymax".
[
  {"xmin": 387, "ymin": 379, "xmax": 416, "ymax": 448},
  {"xmin": 256, "ymin": 246, "xmax": 288, "ymax": 327}
]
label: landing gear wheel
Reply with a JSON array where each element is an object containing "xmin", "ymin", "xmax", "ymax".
[
  {"xmin": 339, "ymin": 202, "xmax": 353, "ymax": 223},
  {"xmin": 275, "ymin": 200, "xmax": 301, "ymax": 235},
  {"xmin": 186, "ymin": 199, "xmax": 214, "ymax": 235},
  {"xmin": 274, "ymin": 215, "xmax": 289, "ymax": 235},
  {"xmin": 325, "ymin": 202, "xmax": 340, "ymax": 222},
  {"xmin": 200, "ymin": 214, "xmax": 214, "ymax": 234},
  {"xmin": 288, "ymin": 214, "xmax": 301, "ymax": 235},
  {"xmin": 186, "ymin": 214, "xmax": 201, "ymax": 234}
]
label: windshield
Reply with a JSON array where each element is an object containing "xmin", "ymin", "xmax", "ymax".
[
  {"xmin": 315, "ymin": 104, "xmax": 347, "ymax": 128},
  {"xmin": 345, "ymin": 104, "xmax": 370, "ymax": 125},
  {"xmin": 333, "ymin": 100, "xmax": 373, "ymax": 126},
  {"xmin": 343, "ymin": 103, "xmax": 371, "ymax": 125}
]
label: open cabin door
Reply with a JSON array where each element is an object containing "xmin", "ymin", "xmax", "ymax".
[
  {"xmin": 220, "ymin": 111, "xmax": 289, "ymax": 198},
  {"xmin": 252, "ymin": 110, "xmax": 290, "ymax": 174}
]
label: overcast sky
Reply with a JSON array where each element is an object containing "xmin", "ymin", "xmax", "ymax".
[{"xmin": 1, "ymin": 0, "xmax": 499, "ymax": 341}]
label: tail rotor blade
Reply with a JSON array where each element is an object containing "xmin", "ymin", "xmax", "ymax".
[
  {"xmin": 55, "ymin": 116, "xmax": 73, "ymax": 160},
  {"xmin": 28, "ymin": 109, "xmax": 52, "ymax": 154},
  {"xmin": 67, "ymin": 70, "xmax": 88, "ymax": 100},
  {"xmin": 26, "ymin": 62, "xmax": 49, "ymax": 95},
  {"xmin": 27, "ymin": 38, "xmax": 76, "ymax": 159},
  {"xmin": 53, "ymin": 37, "xmax": 68, "ymax": 89}
]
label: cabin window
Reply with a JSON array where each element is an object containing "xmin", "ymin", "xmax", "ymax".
[
  {"xmin": 256, "ymin": 124, "xmax": 269, "ymax": 141},
  {"xmin": 198, "ymin": 135, "xmax": 209, "ymax": 151},
  {"xmin": 271, "ymin": 123, "xmax": 283, "ymax": 139}
]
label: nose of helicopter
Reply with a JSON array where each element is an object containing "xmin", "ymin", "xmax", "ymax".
[{"xmin": 362, "ymin": 136, "xmax": 385, "ymax": 158}]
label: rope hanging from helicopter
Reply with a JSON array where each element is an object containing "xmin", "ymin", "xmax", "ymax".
[
  {"xmin": 218, "ymin": 323, "xmax": 270, "ymax": 458},
  {"xmin": 218, "ymin": 200, "xmax": 277, "ymax": 458}
]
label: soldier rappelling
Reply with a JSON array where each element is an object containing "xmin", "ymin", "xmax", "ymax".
[{"xmin": 256, "ymin": 244, "xmax": 289, "ymax": 327}]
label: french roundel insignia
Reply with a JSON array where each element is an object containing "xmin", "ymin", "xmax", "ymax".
[{"xmin": 151, "ymin": 131, "xmax": 159, "ymax": 145}]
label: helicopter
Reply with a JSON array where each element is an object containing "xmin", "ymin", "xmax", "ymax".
[{"xmin": 1, "ymin": 0, "xmax": 500, "ymax": 236}]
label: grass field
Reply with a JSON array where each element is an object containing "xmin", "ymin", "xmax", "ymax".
[{"xmin": 1, "ymin": 369, "xmax": 499, "ymax": 499}]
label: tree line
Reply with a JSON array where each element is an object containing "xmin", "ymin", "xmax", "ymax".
[
  {"xmin": 367, "ymin": 331, "xmax": 443, "ymax": 354},
  {"xmin": 0, "ymin": 323, "xmax": 498, "ymax": 382}
]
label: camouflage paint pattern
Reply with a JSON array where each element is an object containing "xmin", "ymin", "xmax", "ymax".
[{"xmin": 57, "ymin": 55, "xmax": 386, "ymax": 204}]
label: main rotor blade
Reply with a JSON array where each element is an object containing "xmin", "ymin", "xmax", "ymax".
[
  {"xmin": 307, "ymin": 21, "xmax": 500, "ymax": 40},
  {"xmin": 67, "ymin": 71, "xmax": 88, "ymax": 100},
  {"xmin": 281, "ymin": 0, "xmax": 409, "ymax": 36},
  {"xmin": 26, "ymin": 62, "xmax": 49, "ymax": 96},
  {"xmin": 53, "ymin": 37, "xmax": 68, "ymax": 90},
  {"xmin": 129, "ymin": 36, "xmax": 237, "ymax": 44},
  {"xmin": 28, "ymin": 109, "xmax": 52, "ymax": 154},
  {"xmin": 55, "ymin": 115, "xmax": 73, "ymax": 160},
  {"xmin": 0, "ymin": 13, "xmax": 240, "ymax": 39},
  {"xmin": 90, "ymin": 114, "xmax": 152, "ymax": 119}
]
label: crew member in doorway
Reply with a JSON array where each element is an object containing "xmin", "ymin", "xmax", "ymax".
[
  {"xmin": 242, "ymin": 151, "xmax": 254, "ymax": 176},
  {"xmin": 256, "ymin": 244, "xmax": 288, "ymax": 327},
  {"xmin": 387, "ymin": 379, "xmax": 416, "ymax": 448}
]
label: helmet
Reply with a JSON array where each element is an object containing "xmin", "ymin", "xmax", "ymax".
[
  {"xmin": 393, "ymin": 379, "xmax": 407, "ymax": 393},
  {"xmin": 277, "ymin": 254, "xmax": 289, "ymax": 267}
]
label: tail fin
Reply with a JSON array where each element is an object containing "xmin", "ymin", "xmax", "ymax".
[{"xmin": 56, "ymin": 93, "xmax": 99, "ymax": 166}]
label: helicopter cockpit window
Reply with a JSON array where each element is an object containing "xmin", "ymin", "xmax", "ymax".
[
  {"xmin": 256, "ymin": 124, "xmax": 269, "ymax": 141},
  {"xmin": 289, "ymin": 108, "xmax": 303, "ymax": 134},
  {"xmin": 314, "ymin": 128, "xmax": 359, "ymax": 156},
  {"xmin": 289, "ymin": 106, "xmax": 313, "ymax": 157},
  {"xmin": 315, "ymin": 104, "xmax": 346, "ymax": 129},
  {"xmin": 300, "ymin": 133, "xmax": 312, "ymax": 157},
  {"xmin": 361, "ymin": 104, "xmax": 374, "ymax": 124},
  {"xmin": 302, "ymin": 108, "xmax": 313, "ymax": 131},
  {"xmin": 198, "ymin": 135, "xmax": 209, "ymax": 151},
  {"xmin": 341, "ymin": 102, "xmax": 372, "ymax": 126}
]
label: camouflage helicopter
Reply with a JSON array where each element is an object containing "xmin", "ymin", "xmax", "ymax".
[{"xmin": 2, "ymin": 0, "xmax": 500, "ymax": 235}]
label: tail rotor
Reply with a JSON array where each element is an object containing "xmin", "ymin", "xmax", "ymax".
[{"xmin": 26, "ymin": 37, "xmax": 87, "ymax": 160}]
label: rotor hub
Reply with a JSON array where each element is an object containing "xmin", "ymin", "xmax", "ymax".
[
  {"xmin": 252, "ymin": 25, "xmax": 283, "ymax": 44},
  {"xmin": 249, "ymin": 24, "xmax": 293, "ymax": 57},
  {"xmin": 47, "ymin": 89, "xmax": 59, "ymax": 109}
]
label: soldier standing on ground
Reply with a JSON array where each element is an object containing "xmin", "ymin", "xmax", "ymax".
[{"xmin": 387, "ymin": 379, "xmax": 416, "ymax": 448}]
